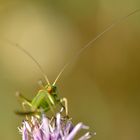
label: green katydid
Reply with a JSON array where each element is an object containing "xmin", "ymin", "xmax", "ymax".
[{"xmin": 5, "ymin": 9, "xmax": 140, "ymax": 117}]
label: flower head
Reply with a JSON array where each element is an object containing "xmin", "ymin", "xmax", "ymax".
[{"xmin": 18, "ymin": 113, "xmax": 95, "ymax": 140}]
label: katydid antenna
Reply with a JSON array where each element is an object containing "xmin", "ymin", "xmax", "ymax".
[
  {"xmin": 3, "ymin": 9, "xmax": 140, "ymax": 86},
  {"xmin": 53, "ymin": 9, "xmax": 140, "ymax": 85},
  {"xmin": 4, "ymin": 40, "xmax": 50, "ymax": 85}
]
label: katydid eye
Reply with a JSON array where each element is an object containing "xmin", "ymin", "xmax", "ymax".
[{"xmin": 47, "ymin": 86, "xmax": 52, "ymax": 93}]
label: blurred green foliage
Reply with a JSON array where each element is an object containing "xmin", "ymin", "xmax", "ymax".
[{"xmin": 0, "ymin": 0, "xmax": 140, "ymax": 140}]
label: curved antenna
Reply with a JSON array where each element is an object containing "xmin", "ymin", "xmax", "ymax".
[
  {"xmin": 5, "ymin": 40, "xmax": 50, "ymax": 85},
  {"xmin": 53, "ymin": 9, "xmax": 140, "ymax": 85}
]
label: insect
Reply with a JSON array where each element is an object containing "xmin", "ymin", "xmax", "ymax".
[{"xmin": 5, "ymin": 9, "xmax": 140, "ymax": 117}]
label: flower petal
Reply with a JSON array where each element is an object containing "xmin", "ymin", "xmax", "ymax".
[
  {"xmin": 32, "ymin": 127, "xmax": 43, "ymax": 140},
  {"xmin": 78, "ymin": 132, "xmax": 91, "ymax": 140},
  {"xmin": 40, "ymin": 114, "xmax": 50, "ymax": 139},
  {"xmin": 65, "ymin": 122, "xmax": 89, "ymax": 140},
  {"xmin": 22, "ymin": 122, "xmax": 28, "ymax": 140}
]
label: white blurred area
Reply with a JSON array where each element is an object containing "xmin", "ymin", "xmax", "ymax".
[{"xmin": 0, "ymin": 1, "xmax": 81, "ymax": 84}]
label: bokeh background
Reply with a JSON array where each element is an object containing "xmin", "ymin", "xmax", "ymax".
[{"xmin": 0, "ymin": 0, "xmax": 140, "ymax": 140}]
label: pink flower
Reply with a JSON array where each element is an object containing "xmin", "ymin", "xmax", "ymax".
[{"xmin": 18, "ymin": 113, "xmax": 95, "ymax": 140}]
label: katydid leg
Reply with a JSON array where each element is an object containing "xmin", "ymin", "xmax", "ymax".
[{"xmin": 60, "ymin": 97, "xmax": 68, "ymax": 116}]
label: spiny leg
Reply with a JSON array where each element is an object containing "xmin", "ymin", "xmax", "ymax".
[
  {"xmin": 16, "ymin": 92, "xmax": 34, "ymax": 119},
  {"xmin": 16, "ymin": 91, "xmax": 32, "ymax": 110},
  {"xmin": 60, "ymin": 97, "xmax": 68, "ymax": 117},
  {"xmin": 16, "ymin": 91, "xmax": 31, "ymax": 101},
  {"xmin": 45, "ymin": 93, "xmax": 56, "ymax": 115}
]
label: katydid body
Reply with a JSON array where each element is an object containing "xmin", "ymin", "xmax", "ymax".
[
  {"xmin": 31, "ymin": 85, "xmax": 59, "ymax": 111},
  {"xmin": 16, "ymin": 85, "xmax": 68, "ymax": 116}
]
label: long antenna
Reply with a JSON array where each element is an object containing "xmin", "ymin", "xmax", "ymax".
[
  {"xmin": 5, "ymin": 40, "xmax": 50, "ymax": 85},
  {"xmin": 53, "ymin": 9, "xmax": 140, "ymax": 85}
]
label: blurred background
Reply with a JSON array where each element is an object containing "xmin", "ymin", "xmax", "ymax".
[{"xmin": 0, "ymin": 0, "xmax": 140, "ymax": 140}]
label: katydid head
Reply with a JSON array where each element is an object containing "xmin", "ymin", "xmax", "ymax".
[
  {"xmin": 45, "ymin": 84, "xmax": 57, "ymax": 94},
  {"xmin": 45, "ymin": 84, "xmax": 60, "ymax": 102}
]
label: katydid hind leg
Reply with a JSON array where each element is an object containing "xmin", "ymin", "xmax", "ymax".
[
  {"xmin": 16, "ymin": 91, "xmax": 32, "ymax": 109},
  {"xmin": 15, "ymin": 91, "xmax": 35, "ymax": 116},
  {"xmin": 16, "ymin": 91, "xmax": 31, "ymax": 102},
  {"xmin": 15, "ymin": 110, "xmax": 36, "ymax": 116}
]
